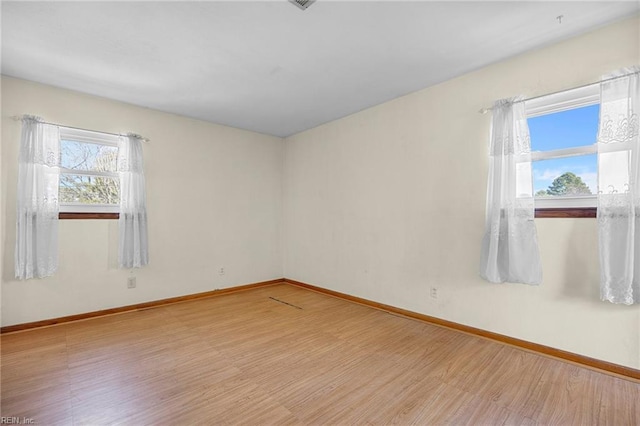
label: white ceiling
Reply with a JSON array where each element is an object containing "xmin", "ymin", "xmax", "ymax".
[{"xmin": 2, "ymin": 1, "xmax": 638, "ymax": 137}]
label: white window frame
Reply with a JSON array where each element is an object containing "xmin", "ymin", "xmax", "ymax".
[
  {"xmin": 58, "ymin": 127, "xmax": 120, "ymax": 214},
  {"xmin": 525, "ymin": 83, "xmax": 600, "ymax": 209}
]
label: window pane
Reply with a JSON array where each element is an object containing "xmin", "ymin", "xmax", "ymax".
[
  {"xmin": 60, "ymin": 174, "xmax": 120, "ymax": 204},
  {"xmin": 528, "ymin": 104, "xmax": 600, "ymax": 151},
  {"xmin": 60, "ymin": 140, "xmax": 117, "ymax": 172},
  {"xmin": 533, "ymin": 154, "xmax": 596, "ymax": 197}
]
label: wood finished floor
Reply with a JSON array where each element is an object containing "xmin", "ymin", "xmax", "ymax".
[{"xmin": 1, "ymin": 284, "xmax": 639, "ymax": 425}]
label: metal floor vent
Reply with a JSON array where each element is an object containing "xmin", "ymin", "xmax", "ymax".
[
  {"xmin": 269, "ymin": 296, "xmax": 303, "ymax": 310},
  {"xmin": 289, "ymin": 0, "xmax": 316, "ymax": 11}
]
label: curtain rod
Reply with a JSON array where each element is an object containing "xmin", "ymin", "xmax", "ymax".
[
  {"xmin": 478, "ymin": 70, "xmax": 639, "ymax": 114},
  {"xmin": 9, "ymin": 115, "xmax": 150, "ymax": 142}
]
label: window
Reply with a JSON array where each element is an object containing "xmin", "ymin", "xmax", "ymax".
[
  {"xmin": 525, "ymin": 84, "xmax": 600, "ymax": 216},
  {"xmin": 59, "ymin": 127, "xmax": 120, "ymax": 215}
]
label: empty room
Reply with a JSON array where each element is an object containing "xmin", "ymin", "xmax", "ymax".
[{"xmin": 1, "ymin": 1, "xmax": 639, "ymax": 424}]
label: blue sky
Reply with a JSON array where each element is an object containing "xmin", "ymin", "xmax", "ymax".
[{"xmin": 528, "ymin": 104, "xmax": 599, "ymax": 194}]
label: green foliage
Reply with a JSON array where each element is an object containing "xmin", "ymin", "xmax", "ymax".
[{"xmin": 537, "ymin": 172, "xmax": 592, "ymax": 197}]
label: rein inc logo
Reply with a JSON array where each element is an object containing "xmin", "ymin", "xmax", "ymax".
[{"xmin": 1, "ymin": 418, "xmax": 34, "ymax": 425}]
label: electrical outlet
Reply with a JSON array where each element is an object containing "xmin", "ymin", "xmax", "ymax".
[
  {"xmin": 430, "ymin": 287, "xmax": 438, "ymax": 299},
  {"xmin": 127, "ymin": 277, "xmax": 137, "ymax": 289},
  {"xmin": 218, "ymin": 267, "xmax": 225, "ymax": 275}
]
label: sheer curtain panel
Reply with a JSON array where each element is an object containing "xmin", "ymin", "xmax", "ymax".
[
  {"xmin": 118, "ymin": 134, "xmax": 149, "ymax": 268},
  {"xmin": 15, "ymin": 116, "xmax": 60, "ymax": 279},
  {"xmin": 480, "ymin": 99, "xmax": 542, "ymax": 285},
  {"xmin": 597, "ymin": 67, "xmax": 640, "ymax": 305}
]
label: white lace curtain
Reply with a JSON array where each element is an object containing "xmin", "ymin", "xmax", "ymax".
[
  {"xmin": 118, "ymin": 134, "xmax": 149, "ymax": 268},
  {"xmin": 480, "ymin": 98, "xmax": 542, "ymax": 285},
  {"xmin": 16, "ymin": 121, "xmax": 148, "ymax": 278},
  {"xmin": 597, "ymin": 67, "xmax": 640, "ymax": 305},
  {"xmin": 15, "ymin": 116, "xmax": 60, "ymax": 279}
]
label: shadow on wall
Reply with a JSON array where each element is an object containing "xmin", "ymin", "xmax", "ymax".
[
  {"xmin": 561, "ymin": 220, "xmax": 601, "ymax": 303},
  {"xmin": 2, "ymin": 196, "xmax": 17, "ymax": 284},
  {"xmin": 2, "ymin": 118, "xmax": 20, "ymax": 284}
]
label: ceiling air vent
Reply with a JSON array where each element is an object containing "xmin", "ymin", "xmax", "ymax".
[{"xmin": 289, "ymin": 0, "xmax": 316, "ymax": 11}]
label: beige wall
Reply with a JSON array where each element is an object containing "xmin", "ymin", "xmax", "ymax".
[
  {"xmin": 283, "ymin": 16, "xmax": 640, "ymax": 369},
  {"xmin": 1, "ymin": 76, "xmax": 284, "ymax": 326}
]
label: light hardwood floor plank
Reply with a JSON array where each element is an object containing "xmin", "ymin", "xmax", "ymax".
[{"xmin": 1, "ymin": 284, "xmax": 638, "ymax": 425}]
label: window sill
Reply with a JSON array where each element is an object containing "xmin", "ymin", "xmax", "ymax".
[
  {"xmin": 59, "ymin": 212, "xmax": 119, "ymax": 220},
  {"xmin": 535, "ymin": 207, "xmax": 596, "ymax": 218}
]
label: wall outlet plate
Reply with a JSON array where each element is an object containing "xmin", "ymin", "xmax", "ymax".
[{"xmin": 127, "ymin": 277, "xmax": 137, "ymax": 289}]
